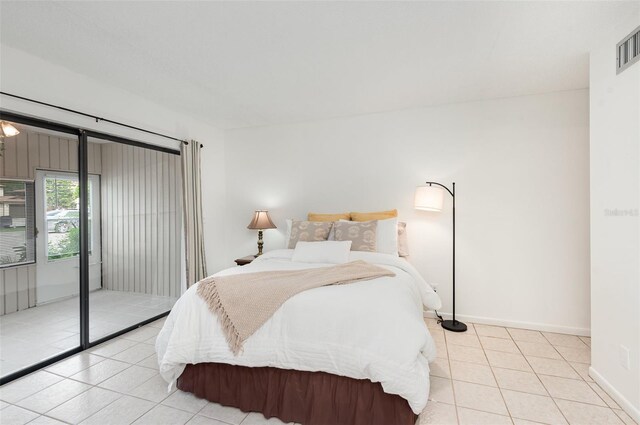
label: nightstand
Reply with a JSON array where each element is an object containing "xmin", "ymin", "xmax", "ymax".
[{"xmin": 235, "ymin": 255, "xmax": 257, "ymax": 266}]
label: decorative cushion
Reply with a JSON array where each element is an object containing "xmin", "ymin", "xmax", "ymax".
[
  {"xmin": 397, "ymin": 222, "xmax": 409, "ymax": 257},
  {"xmin": 287, "ymin": 221, "xmax": 333, "ymax": 249},
  {"xmin": 339, "ymin": 218, "xmax": 398, "ymax": 256},
  {"xmin": 307, "ymin": 212, "xmax": 350, "ymax": 222},
  {"xmin": 350, "ymin": 209, "xmax": 398, "ymax": 222},
  {"xmin": 333, "ymin": 221, "xmax": 378, "ymax": 252}
]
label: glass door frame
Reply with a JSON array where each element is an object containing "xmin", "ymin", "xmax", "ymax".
[{"xmin": 0, "ymin": 110, "xmax": 180, "ymax": 385}]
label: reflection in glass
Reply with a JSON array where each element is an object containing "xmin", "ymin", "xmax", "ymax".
[
  {"xmin": 44, "ymin": 176, "xmax": 94, "ymax": 261},
  {"xmin": 0, "ymin": 179, "xmax": 35, "ymax": 267},
  {"xmin": 89, "ymin": 139, "xmax": 181, "ymax": 342},
  {"xmin": 0, "ymin": 123, "xmax": 181, "ymax": 380},
  {"xmin": 0, "ymin": 126, "xmax": 81, "ymax": 379}
]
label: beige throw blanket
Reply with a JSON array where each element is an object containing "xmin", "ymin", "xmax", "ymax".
[{"xmin": 196, "ymin": 260, "xmax": 395, "ymax": 355}]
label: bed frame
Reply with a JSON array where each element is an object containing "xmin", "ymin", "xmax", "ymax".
[{"xmin": 177, "ymin": 362, "xmax": 417, "ymax": 425}]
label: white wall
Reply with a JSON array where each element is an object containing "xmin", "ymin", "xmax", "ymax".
[
  {"xmin": 223, "ymin": 89, "xmax": 591, "ymax": 335},
  {"xmin": 589, "ymin": 16, "xmax": 640, "ymax": 421},
  {"xmin": 0, "ymin": 45, "xmax": 228, "ymax": 279}
]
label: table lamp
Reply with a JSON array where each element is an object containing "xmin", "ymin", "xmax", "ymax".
[{"xmin": 247, "ymin": 210, "xmax": 277, "ymax": 256}]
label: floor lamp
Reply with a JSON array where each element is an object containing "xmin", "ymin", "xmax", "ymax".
[{"xmin": 415, "ymin": 182, "xmax": 467, "ymax": 332}]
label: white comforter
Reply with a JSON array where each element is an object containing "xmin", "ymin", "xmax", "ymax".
[{"xmin": 156, "ymin": 250, "xmax": 442, "ymax": 413}]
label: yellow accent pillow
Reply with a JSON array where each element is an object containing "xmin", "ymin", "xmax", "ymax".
[
  {"xmin": 307, "ymin": 212, "xmax": 350, "ymax": 222},
  {"xmin": 350, "ymin": 209, "xmax": 398, "ymax": 222}
]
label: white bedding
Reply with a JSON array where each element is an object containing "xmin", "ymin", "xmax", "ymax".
[{"xmin": 156, "ymin": 249, "xmax": 442, "ymax": 413}]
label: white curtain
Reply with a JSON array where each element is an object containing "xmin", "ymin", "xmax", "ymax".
[{"xmin": 181, "ymin": 140, "xmax": 207, "ymax": 286}]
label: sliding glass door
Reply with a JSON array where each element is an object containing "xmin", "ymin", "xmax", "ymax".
[
  {"xmin": 87, "ymin": 137, "xmax": 181, "ymax": 343},
  {"xmin": 0, "ymin": 112, "xmax": 182, "ymax": 384},
  {"xmin": 0, "ymin": 124, "xmax": 81, "ymax": 379}
]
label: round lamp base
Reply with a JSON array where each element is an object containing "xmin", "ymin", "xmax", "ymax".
[{"xmin": 441, "ymin": 319, "xmax": 468, "ymax": 333}]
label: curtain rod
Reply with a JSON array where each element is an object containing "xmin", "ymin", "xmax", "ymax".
[{"xmin": 0, "ymin": 91, "xmax": 202, "ymax": 148}]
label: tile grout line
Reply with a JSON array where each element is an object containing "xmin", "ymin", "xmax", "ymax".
[
  {"xmin": 584, "ymin": 376, "xmax": 621, "ymax": 409},
  {"xmin": 432, "ymin": 373, "xmax": 623, "ymax": 409},
  {"xmin": 10, "ymin": 320, "xmax": 612, "ymax": 425},
  {"xmin": 194, "ymin": 400, "xmax": 246, "ymax": 425},
  {"xmin": 476, "ymin": 326, "xmax": 515, "ymax": 422},
  {"xmin": 530, "ymin": 334, "xmax": 615, "ymax": 411},
  {"xmin": 0, "ymin": 371, "xmax": 64, "ymax": 406},
  {"xmin": 73, "ymin": 391, "xmax": 125, "ymax": 424},
  {"xmin": 612, "ymin": 407, "xmax": 638, "ymax": 425},
  {"xmin": 32, "ymin": 346, "xmax": 173, "ymax": 422},
  {"xmin": 444, "ymin": 325, "xmax": 547, "ymax": 421},
  {"xmin": 441, "ymin": 324, "xmax": 460, "ymax": 425},
  {"xmin": 7, "ymin": 340, "xmax": 170, "ymax": 423},
  {"xmin": 444, "ymin": 324, "xmax": 620, "ymax": 423},
  {"xmin": 17, "ymin": 369, "xmax": 129, "ymax": 421},
  {"xmin": 513, "ymin": 330, "xmax": 572, "ymax": 425},
  {"xmin": 0, "ymin": 295, "xmax": 170, "ymax": 377},
  {"xmin": 19, "ymin": 383, "xmax": 95, "ymax": 418},
  {"xmin": 139, "ymin": 403, "xmax": 197, "ymax": 425}
]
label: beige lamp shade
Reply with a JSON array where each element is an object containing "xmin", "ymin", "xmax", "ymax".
[
  {"xmin": 247, "ymin": 210, "xmax": 277, "ymax": 230},
  {"xmin": 0, "ymin": 121, "xmax": 20, "ymax": 138},
  {"xmin": 414, "ymin": 185, "xmax": 445, "ymax": 211}
]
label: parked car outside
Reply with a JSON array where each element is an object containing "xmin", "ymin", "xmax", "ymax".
[
  {"xmin": 46, "ymin": 209, "xmax": 79, "ymax": 233},
  {"xmin": 0, "ymin": 216, "xmax": 12, "ymax": 228}
]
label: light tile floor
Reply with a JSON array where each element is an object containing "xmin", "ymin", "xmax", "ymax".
[
  {"xmin": 0, "ymin": 290, "xmax": 177, "ymax": 378},
  {"xmin": 421, "ymin": 318, "xmax": 636, "ymax": 425},
  {"xmin": 0, "ymin": 317, "xmax": 637, "ymax": 425}
]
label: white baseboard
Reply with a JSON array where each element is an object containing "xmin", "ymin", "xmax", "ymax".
[
  {"xmin": 423, "ymin": 311, "xmax": 591, "ymax": 337},
  {"xmin": 589, "ymin": 366, "xmax": 640, "ymax": 423}
]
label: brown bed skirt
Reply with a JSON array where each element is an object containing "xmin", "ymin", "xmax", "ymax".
[{"xmin": 177, "ymin": 362, "xmax": 418, "ymax": 425}]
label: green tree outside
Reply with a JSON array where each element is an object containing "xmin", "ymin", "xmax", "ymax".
[{"xmin": 45, "ymin": 178, "xmax": 78, "ymax": 211}]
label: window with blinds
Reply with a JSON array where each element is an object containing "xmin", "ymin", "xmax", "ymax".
[
  {"xmin": 617, "ymin": 25, "xmax": 640, "ymax": 75},
  {"xmin": 0, "ymin": 179, "xmax": 36, "ymax": 267}
]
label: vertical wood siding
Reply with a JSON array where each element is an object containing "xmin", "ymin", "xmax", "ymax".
[
  {"xmin": 100, "ymin": 143, "xmax": 181, "ymax": 297},
  {"xmin": 0, "ymin": 131, "xmax": 101, "ymax": 315}
]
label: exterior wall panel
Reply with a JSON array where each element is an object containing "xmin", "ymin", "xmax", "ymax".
[
  {"xmin": 0, "ymin": 130, "xmax": 100, "ymax": 315},
  {"xmin": 99, "ymin": 143, "xmax": 181, "ymax": 297}
]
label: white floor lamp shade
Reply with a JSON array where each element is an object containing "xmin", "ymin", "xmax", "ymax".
[{"xmin": 414, "ymin": 185, "xmax": 445, "ymax": 211}]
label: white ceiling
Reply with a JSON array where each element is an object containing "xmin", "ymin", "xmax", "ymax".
[{"xmin": 0, "ymin": 1, "xmax": 637, "ymax": 130}]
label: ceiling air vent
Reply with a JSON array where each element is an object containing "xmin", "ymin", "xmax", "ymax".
[{"xmin": 617, "ymin": 25, "xmax": 640, "ymax": 75}]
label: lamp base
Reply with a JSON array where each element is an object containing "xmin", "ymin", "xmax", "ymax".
[
  {"xmin": 257, "ymin": 230, "xmax": 264, "ymax": 256},
  {"xmin": 441, "ymin": 319, "xmax": 467, "ymax": 332}
]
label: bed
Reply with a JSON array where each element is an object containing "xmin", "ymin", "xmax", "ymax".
[{"xmin": 156, "ymin": 249, "xmax": 442, "ymax": 425}]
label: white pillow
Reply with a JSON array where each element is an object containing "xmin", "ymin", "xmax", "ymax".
[
  {"xmin": 292, "ymin": 241, "xmax": 352, "ymax": 264},
  {"xmin": 339, "ymin": 218, "xmax": 398, "ymax": 256},
  {"xmin": 376, "ymin": 217, "xmax": 399, "ymax": 256}
]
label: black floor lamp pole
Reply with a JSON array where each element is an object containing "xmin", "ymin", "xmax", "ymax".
[{"xmin": 424, "ymin": 181, "xmax": 467, "ymax": 333}]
